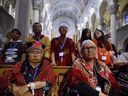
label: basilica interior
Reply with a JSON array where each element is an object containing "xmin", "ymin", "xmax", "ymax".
[
  {"xmin": 0, "ymin": 0, "xmax": 128, "ymax": 51},
  {"xmin": 1, "ymin": 1, "xmax": 128, "ymax": 96}
]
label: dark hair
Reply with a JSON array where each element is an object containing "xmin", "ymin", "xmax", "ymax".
[
  {"xmin": 32, "ymin": 22, "xmax": 42, "ymax": 28},
  {"xmin": 11, "ymin": 28, "xmax": 21, "ymax": 36},
  {"xmin": 105, "ymin": 33, "xmax": 111, "ymax": 39},
  {"xmin": 94, "ymin": 29, "xmax": 111, "ymax": 51},
  {"xmin": 80, "ymin": 28, "xmax": 92, "ymax": 44},
  {"xmin": 94, "ymin": 29, "xmax": 104, "ymax": 39}
]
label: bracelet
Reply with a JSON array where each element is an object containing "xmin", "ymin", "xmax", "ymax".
[
  {"xmin": 30, "ymin": 83, "xmax": 35, "ymax": 90},
  {"xmin": 30, "ymin": 83, "xmax": 35, "ymax": 95}
]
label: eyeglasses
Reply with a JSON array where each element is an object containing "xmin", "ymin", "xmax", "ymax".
[
  {"xmin": 84, "ymin": 46, "xmax": 96, "ymax": 51},
  {"xmin": 29, "ymin": 50, "xmax": 42, "ymax": 55}
]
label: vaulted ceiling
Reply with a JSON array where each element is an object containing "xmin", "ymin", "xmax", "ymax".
[{"xmin": 49, "ymin": 0, "xmax": 88, "ymax": 23}]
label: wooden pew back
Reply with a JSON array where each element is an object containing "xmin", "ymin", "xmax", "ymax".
[{"xmin": 0, "ymin": 65, "xmax": 71, "ymax": 96}]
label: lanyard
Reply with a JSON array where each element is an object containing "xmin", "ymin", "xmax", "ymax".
[
  {"xmin": 9, "ymin": 42, "xmax": 18, "ymax": 55},
  {"xmin": 24, "ymin": 64, "xmax": 40, "ymax": 82},
  {"xmin": 59, "ymin": 37, "xmax": 67, "ymax": 51},
  {"xmin": 32, "ymin": 65, "xmax": 39, "ymax": 80},
  {"xmin": 93, "ymin": 64, "xmax": 99, "ymax": 86}
]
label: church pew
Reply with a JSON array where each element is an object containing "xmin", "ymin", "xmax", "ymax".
[{"xmin": 0, "ymin": 65, "xmax": 71, "ymax": 96}]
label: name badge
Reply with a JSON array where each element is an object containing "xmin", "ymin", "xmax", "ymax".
[
  {"xmin": 96, "ymin": 86, "xmax": 101, "ymax": 92},
  {"xmin": 59, "ymin": 52, "xmax": 64, "ymax": 57},
  {"xmin": 101, "ymin": 55, "xmax": 106, "ymax": 61}
]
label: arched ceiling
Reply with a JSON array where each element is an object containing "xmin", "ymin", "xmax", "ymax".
[
  {"xmin": 49, "ymin": 0, "xmax": 88, "ymax": 23},
  {"xmin": 91, "ymin": 13, "xmax": 97, "ymax": 32},
  {"xmin": 1, "ymin": 0, "xmax": 16, "ymax": 12},
  {"xmin": 99, "ymin": 1, "xmax": 109, "ymax": 26},
  {"xmin": 117, "ymin": 0, "xmax": 128, "ymax": 18}
]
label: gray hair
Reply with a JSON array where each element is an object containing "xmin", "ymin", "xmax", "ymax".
[{"xmin": 80, "ymin": 40, "xmax": 97, "ymax": 57}]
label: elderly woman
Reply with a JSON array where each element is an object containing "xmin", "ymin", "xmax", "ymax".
[
  {"xmin": 60, "ymin": 40, "xmax": 120, "ymax": 96},
  {"xmin": 2, "ymin": 41, "xmax": 56, "ymax": 96}
]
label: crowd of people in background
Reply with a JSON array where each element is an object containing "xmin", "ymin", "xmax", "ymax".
[{"xmin": 0, "ymin": 22, "xmax": 128, "ymax": 96}]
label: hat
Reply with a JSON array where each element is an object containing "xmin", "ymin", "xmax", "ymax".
[
  {"xmin": 27, "ymin": 41, "xmax": 45, "ymax": 53},
  {"xmin": 58, "ymin": 22, "xmax": 69, "ymax": 29}
]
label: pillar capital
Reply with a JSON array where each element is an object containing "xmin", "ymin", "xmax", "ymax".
[
  {"xmin": 39, "ymin": 16, "xmax": 45, "ymax": 22},
  {"xmin": 32, "ymin": 0, "xmax": 41, "ymax": 10},
  {"xmin": 39, "ymin": 11, "xmax": 45, "ymax": 22},
  {"xmin": 109, "ymin": 4, "xmax": 118, "ymax": 14}
]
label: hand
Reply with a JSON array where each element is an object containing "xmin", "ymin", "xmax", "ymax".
[
  {"xmin": 123, "ymin": 61, "xmax": 128, "ymax": 64},
  {"xmin": 109, "ymin": 51, "xmax": 115, "ymax": 56},
  {"xmin": 34, "ymin": 81, "xmax": 46, "ymax": 89},
  {"xmin": 72, "ymin": 58, "xmax": 82, "ymax": 68},
  {"xmin": 17, "ymin": 85, "xmax": 29, "ymax": 96},
  {"xmin": 114, "ymin": 60, "xmax": 128, "ymax": 66},
  {"xmin": 12, "ymin": 84, "xmax": 19, "ymax": 96},
  {"xmin": 99, "ymin": 92, "xmax": 107, "ymax": 96},
  {"xmin": 24, "ymin": 92, "xmax": 33, "ymax": 96},
  {"xmin": 50, "ymin": 62, "xmax": 57, "ymax": 66}
]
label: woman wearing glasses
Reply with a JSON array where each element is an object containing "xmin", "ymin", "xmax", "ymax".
[
  {"xmin": 2, "ymin": 41, "xmax": 56, "ymax": 96},
  {"xmin": 60, "ymin": 40, "xmax": 120, "ymax": 96}
]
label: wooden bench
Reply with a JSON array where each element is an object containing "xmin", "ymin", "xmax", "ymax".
[
  {"xmin": 52, "ymin": 66, "xmax": 71, "ymax": 96},
  {"xmin": 0, "ymin": 65, "xmax": 71, "ymax": 96}
]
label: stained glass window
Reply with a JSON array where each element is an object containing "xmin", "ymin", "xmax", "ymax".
[{"xmin": 124, "ymin": 10, "xmax": 128, "ymax": 25}]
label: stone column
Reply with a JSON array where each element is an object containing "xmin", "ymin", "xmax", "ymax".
[
  {"xmin": 15, "ymin": 0, "xmax": 31, "ymax": 41},
  {"xmin": 109, "ymin": 0, "xmax": 118, "ymax": 46},
  {"xmin": 97, "ymin": 18, "xmax": 103, "ymax": 30},
  {"xmin": 32, "ymin": 0, "xmax": 41, "ymax": 23},
  {"xmin": 39, "ymin": 10, "xmax": 45, "ymax": 34}
]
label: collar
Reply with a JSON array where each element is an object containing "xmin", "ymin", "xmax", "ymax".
[{"xmin": 10, "ymin": 39, "xmax": 22, "ymax": 42}]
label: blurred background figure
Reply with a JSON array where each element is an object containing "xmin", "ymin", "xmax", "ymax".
[
  {"xmin": 105, "ymin": 33, "xmax": 117, "ymax": 57},
  {"xmin": 3, "ymin": 28, "xmax": 24, "ymax": 65},
  {"xmin": 112, "ymin": 52, "xmax": 128, "ymax": 96},
  {"xmin": 25, "ymin": 22, "xmax": 51, "ymax": 59},
  {"xmin": 93, "ymin": 29, "xmax": 113, "ymax": 68},
  {"xmin": 51, "ymin": 23, "xmax": 76, "ymax": 66},
  {"xmin": 0, "ymin": 32, "xmax": 4, "ymax": 48},
  {"xmin": 76, "ymin": 28, "xmax": 92, "ymax": 57},
  {"xmin": 0, "ymin": 32, "xmax": 4, "ymax": 64}
]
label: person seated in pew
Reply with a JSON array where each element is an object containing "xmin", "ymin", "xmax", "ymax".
[
  {"xmin": 59, "ymin": 40, "xmax": 121, "ymax": 96},
  {"xmin": 113, "ymin": 52, "xmax": 128, "ymax": 67},
  {"xmin": 2, "ymin": 41, "xmax": 56, "ymax": 96},
  {"xmin": 111, "ymin": 52, "xmax": 128, "ymax": 96}
]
